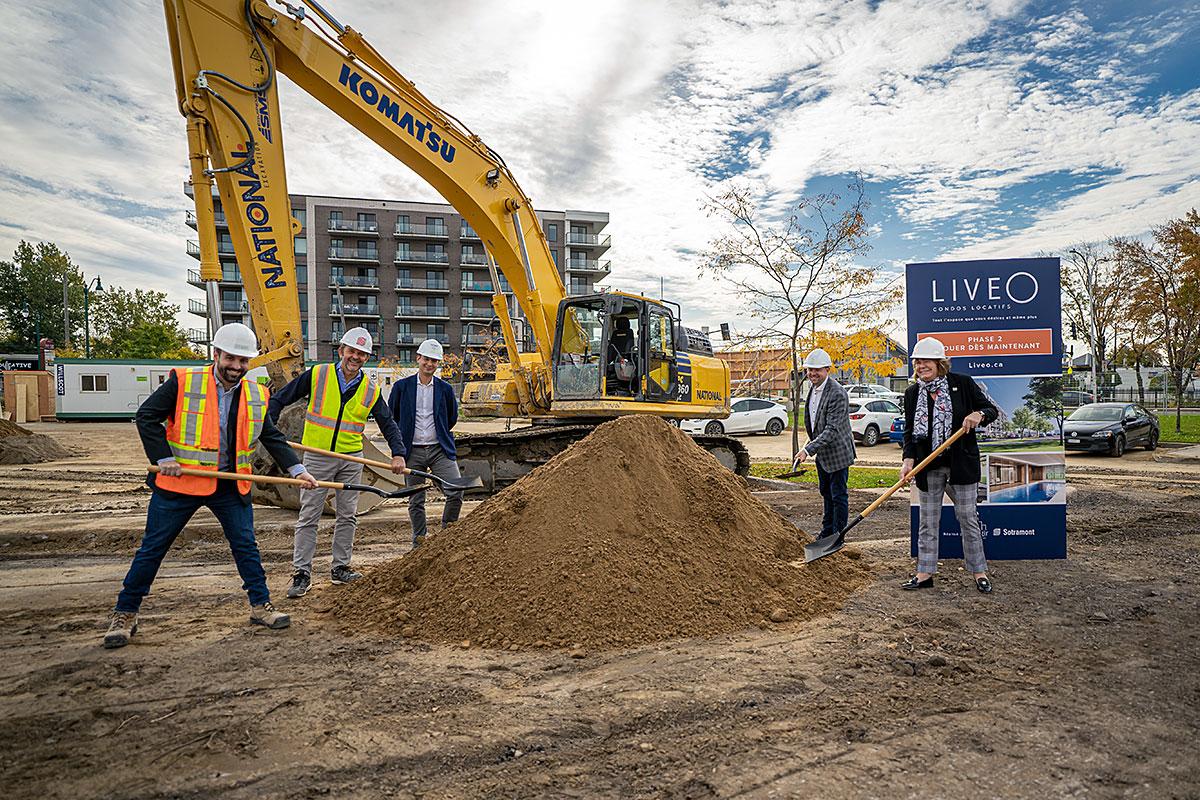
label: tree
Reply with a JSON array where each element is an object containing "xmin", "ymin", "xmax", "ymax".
[
  {"xmin": 1110, "ymin": 295, "xmax": 1161, "ymax": 405},
  {"xmin": 701, "ymin": 176, "xmax": 901, "ymax": 458},
  {"xmin": 1113, "ymin": 210, "xmax": 1200, "ymax": 432},
  {"xmin": 0, "ymin": 241, "xmax": 86, "ymax": 351},
  {"xmin": 88, "ymin": 287, "xmax": 198, "ymax": 359},
  {"xmin": 1060, "ymin": 242, "xmax": 1122, "ymax": 392},
  {"xmin": 1023, "ymin": 376, "xmax": 1065, "ymax": 438},
  {"xmin": 809, "ymin": 328, "xmax": 903, "ymax": 384}
]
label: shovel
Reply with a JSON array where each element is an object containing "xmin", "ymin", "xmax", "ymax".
[
  {"xmin": 804, "ymin": 426, "xmax": 969, "ymax": 563},
  {"xmin": 287, "ymin": 442, "xmax": 484, "ymax": 493},
  {"xmin": 774, "ymin": 468, "xmax": 810, "ymax": 479},
  {"xmin": 147, "ymin": 465, "xmax": 431, "ymax": 500}
]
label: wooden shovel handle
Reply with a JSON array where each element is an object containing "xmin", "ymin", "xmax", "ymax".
[
  {"xmin": 857, "ymin": 426, "xmax": 970, "ymax": 520},
  {"xmin": 147, "ymin": 465, "xmax": 341, "ymax": 490},
  {"xmin": 289, "ymin": 441, "xmax": 400, "ymax": 473}
]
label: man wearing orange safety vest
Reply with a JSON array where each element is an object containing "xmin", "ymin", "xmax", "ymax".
[
  {"xmin": 267, "ymin": 326, "xmax": 406, "ymax": 599},
  {"xmin": 103, "ymin": 323, "xmax": 318, "ymax": 649}
]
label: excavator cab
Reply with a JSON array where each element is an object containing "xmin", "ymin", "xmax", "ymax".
[{"xmin": 551, "ymin": 294, "xmax": 679, "ymax": 402}]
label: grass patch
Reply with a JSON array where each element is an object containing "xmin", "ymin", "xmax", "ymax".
[
  {"xmin": 750, "ymin": 462, "xmax": 901, "ymax": 489},
  {"xmin": 1157, "ymin": 412, "xmax": 1200, "ymax": 443}
]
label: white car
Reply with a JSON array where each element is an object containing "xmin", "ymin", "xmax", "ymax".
[
  {"xmin": 845, "ymin": 383, "xmax": 905, "ymax": 406},
  {"xmin": 681, "ymin": 397, "xmax": 788, "ymax": 437},
  {"xmin": 848, "ymin": 398, "xmax": 903, "ymax": 447}
]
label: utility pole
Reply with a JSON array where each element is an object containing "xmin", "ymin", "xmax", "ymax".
[{"xmin": 62, "ymin": 276, "xmax": 71, "ymax": 349}]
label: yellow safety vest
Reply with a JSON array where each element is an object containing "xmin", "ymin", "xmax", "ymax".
[
  {"xmin": 159, "ymin": 366, "xmax": 269, "ymax": 496},
  {"xmin": 302, "ymin": 363, "xmax": 380, "ymax": 453}
]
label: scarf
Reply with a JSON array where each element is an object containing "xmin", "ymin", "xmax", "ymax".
[{"xmin": 913, "ymin": 375, "xmax": 952, "ymax": 450}]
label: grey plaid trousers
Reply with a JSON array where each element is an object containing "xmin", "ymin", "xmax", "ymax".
[{"xmin": 916, "ymin": 466, "xmax": 988, "ymax": 574}]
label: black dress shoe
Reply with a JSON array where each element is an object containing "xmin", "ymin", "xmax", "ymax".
[
  {"xmin": 900, "ymin": 575, "xmax": 933, "ymax": 590},
  {"xmin": 976, "ymin": 576, "xmax": 993, "ymax": 594}
]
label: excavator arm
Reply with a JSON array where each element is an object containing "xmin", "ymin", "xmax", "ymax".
[{"xmin": 165, "ymin": 0, "xmax": 562, "ymax": 408}]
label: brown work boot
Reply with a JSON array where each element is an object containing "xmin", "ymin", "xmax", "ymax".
[
  {"xmin": 250, "ymin": 602, "xmax": 291, "ymax": 630},
  {"xmin": 103, "ymin": 611, "xmax": 138, "ymax": 649}
]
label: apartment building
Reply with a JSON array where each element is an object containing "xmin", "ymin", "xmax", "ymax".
[{"xmin": 185, "ymin": 189, "xmax": 611, "ymax": 363}]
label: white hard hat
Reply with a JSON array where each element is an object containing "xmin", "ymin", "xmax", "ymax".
[
  {"xmin": 340, "ymin": 326, "xmax": 373, "ymax": 353},
  {"xmin": 416, "ymin": 338, "xmax": 444, "ymax": 360},
  {"xmin": 911, "ymin": 336, "xmax": 947, "ymax": 360},
  {"xmin": 211, "ymin": 323, "xmax": 258, "ymax": 358},
  {"xmin": 802, "ymin": 348, "xmax": 833, "ymax": 369}
]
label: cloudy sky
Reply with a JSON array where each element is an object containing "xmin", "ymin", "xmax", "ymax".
[{"xmin": 1, "ymin": 0, "xmax": 1197, "ymax": 338}]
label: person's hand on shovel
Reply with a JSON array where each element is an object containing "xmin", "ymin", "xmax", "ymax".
[
  {"xmin": 390, "ymin": 456, "xmax": 407, "ymax": 475},
  {"xmin": 157, "ymin": 458, "xmax": 182, "ymax": 477},
  {"xmin": 900, "ymin": 458, "xmax": 915, "ymax": 484},
  {"xmin": 296, "ymin": 470, "xmax": 319, "ymax": 490},
  {"xmin": 792, "ymin": 449, "xmax": 808, "ymax": 468}
]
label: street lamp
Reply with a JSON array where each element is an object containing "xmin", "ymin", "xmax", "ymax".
[{"xmin": 83, "ymin": 275, "xmax": 104, "ymax": 358}]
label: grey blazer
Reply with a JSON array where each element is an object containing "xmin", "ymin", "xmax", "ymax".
[{"xmin": 803, "ymin": 378, "xmax": 856, "ymax": 472}]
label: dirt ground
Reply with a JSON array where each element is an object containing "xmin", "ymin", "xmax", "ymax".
[{"xmin": 2, "ymin": 422, "xmax": 1198, "ymax": 799}]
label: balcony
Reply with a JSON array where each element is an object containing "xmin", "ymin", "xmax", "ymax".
[
  {"xmin": 188, "ymin": 298, "xmax": 245, "ymax": 316},
  {"xmin": 330, "ymin": 301, "xmax": 380, "ymax": 317},
  {"xmin": 394, "ymin": 223, "xmax": 449, "ymax": 238},
  {"xmin": 327, "ymin": 218, "xmax": 379, "ymax": 235},
  {"xmin": 567, "ymin": 232, "xmax": 611, "ymax": 248},
  {"xmin": 331, "ymin": 325, "xmax": 381, "ymax": 342},
  {"xmin": 187, "ymin": 268, "xmax": 241, "ymax": 287},
  {"xmin": 186, "ymin": 328, "xmax": 209, "ymax": 344},
  {"xmin": 461, "ymin": 306, "xmax": 495, "ymax": 319},
  {"xmin": 331, "ymin": 274, "xmax": 380, "ymax": 289},
  {"xmin": 328, "ymin": 246, "xmax": 379, "ymax": 262},
  {"xmin": 566, "ymin": 258, "xmax": 611, "ymax": 275},
  {"xmin": 395, "ymin": 332, "xmax": 450, "ymax": 345},
  {"xmin": 460, "ymin": 252, "xmax": 488, "ymax": 265},
  {"xmin": 394, "ymin": 251, "xmax": 449, "ymax": 265},
  {"xmin": 187, "ymin": 239, "xmax": 236, "ymax": 259},
  {"xmin": 460, "ymin": 225, "xmax": 481, "ymax": 240},
  {"xmin": 396, "ymin": 277, "xmax": 450, "ymax": 292},
  {"xmin": 185, "ymin": 210, "xmax": 228, "ymax": 228},
  {"xmin": 396, "ymin": 305, "xmax": 450, "ymax": 319},
  {"xmin": 461, "ymin": 279, "xmax": 512, "ymax": 294}
]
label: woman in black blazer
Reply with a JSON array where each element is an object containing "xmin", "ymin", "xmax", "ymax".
[{"xmin": 900, "ymin": 337, "xmax": 999, "ymax": 593}]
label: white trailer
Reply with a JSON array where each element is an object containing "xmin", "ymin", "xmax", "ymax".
[{"xmin": 54, "ymin": 358, "xmax": 413, "ymax": 419}]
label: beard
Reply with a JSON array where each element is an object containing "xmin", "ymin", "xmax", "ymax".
[{"xmin": 217, "ymin": 363, "xmax": 246, "ymax": 384}]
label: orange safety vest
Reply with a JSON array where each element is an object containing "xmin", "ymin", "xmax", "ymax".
[{"xmin": 155, "ymin": 366, "xmax": 270, "ymax": 496}]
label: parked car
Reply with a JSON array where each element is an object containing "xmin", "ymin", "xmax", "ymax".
[
  {"xmin": 1062, "ymin": 389, "xmax": 1096, "ymax": 408},
  {"xmin": 889, "ymin": 415, "xmax": 905, "ymax": 446},
  {"xmin": 847, "ymin": 398, "xmax": 903, "ymax": 447},
  {"xmin": 1063, "ymin": 402, "xmax": 1159, "ymax": 456},
  {"xmin": 845, "ymin": 383, "xmax": 905, "ymax": 406},
  {"xmin": 681, "ymin": 397, "xmax": 788, "ymax": 437}
]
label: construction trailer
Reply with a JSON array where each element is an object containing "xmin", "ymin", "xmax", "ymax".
[{"xmin": 53, "ymin": 358, "xmax": 413, "ymax": 420}]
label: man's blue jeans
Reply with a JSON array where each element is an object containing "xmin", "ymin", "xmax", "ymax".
[
  {"xmin": 115, "ymin": 481, "xmax": 270, "ymax": 613},
  {"xmin": 817, "ymin": 463, "xmax": 850, "ymax": 539}
]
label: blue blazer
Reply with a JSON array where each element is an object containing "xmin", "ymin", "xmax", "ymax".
[{"xmin": 389, "ymin": 374, "xmax": 458, "ymax": 460}]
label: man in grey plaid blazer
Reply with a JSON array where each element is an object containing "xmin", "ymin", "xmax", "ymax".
[{"xmin": 792, "ymin": 348, "xmax": 856, "ymax": 540}]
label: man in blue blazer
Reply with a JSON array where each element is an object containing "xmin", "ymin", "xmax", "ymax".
[{"xmin": 389, "ymin": 338, "xmax": 462, "ymax": 547}]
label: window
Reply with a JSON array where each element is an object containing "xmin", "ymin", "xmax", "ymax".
[
  {"xmin": 331, "ymin": 237, "xmax": 343, "ymax": 250},
  {"xmin": 732, "ymin": 400, "xmax": 751, "ymax": 413},
  {"xmin": 296, "ymin": 263, "xmax": 307, "ymax": 284},
  {"xmin": 426, "ymin": 270, "xmax": 442, "ymax": 285},
  {"xmin": 330, "ymin": 210, "xmax": 343, "ymax": 223},
  {"xmin": 551, "ymin": 250, "xmax": 559, "ymax": 266},
  {"xmin": 292, "ymin": 209, "xmax": 306, "ymax": 229},
  {"xmin": 427, "ymin": 216, "xmax": 445, "ymax": 233},
  {"xmin": 298, "ymin": 293, "xmax": 308, "ymax": 313},
  {"xmin": 748, "ymin": 399, "xmax": 773, "ymax": 410},
  {"xmin": 427, "ymin": 323, "xmax": 445, "ymax": 335},
  {"xmin": 427, "ymin": 243, "xmax": 445, "ymax": 255},
  {"xmin": 880, "ymin": 400, "xmax": 901, "ymax": 414},
  {"xmin": 357, "ymin": 212, "xmax": 376, "ymax": 224},
  {"xmin": 294, "ymin": 236, "xmax": 307, "ymax": 256},
  {"xmin": 396, "ymin": 242, "xmax": 411, "ymax": 257},
  {"xmin": 547, "ymin": 222, "xmax": 558, "ymax": 242},
  {"xmin": 81, "ymin": 374, "xmax": 109, "ymax": 393}
]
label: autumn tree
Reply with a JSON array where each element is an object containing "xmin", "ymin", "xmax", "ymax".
[
  {"xmin": 701, "ymin": 176, "xmax": 901, "ymax": 457},
  {"xmin": 809, "ymin": 328, "xmax": 903, "ymax": 384},
  {"xmin": 1112, "ymin": 210, "xmax": 1200, "ymax": 431}
]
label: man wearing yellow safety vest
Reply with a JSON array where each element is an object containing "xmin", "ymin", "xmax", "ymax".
[
  {"xmin": 267, "ymin": 326, "xmax": 406, "ymax": 599},
  {"xmin": 103, "ymin": 323, "xmax": 319, "ymax": 649}
]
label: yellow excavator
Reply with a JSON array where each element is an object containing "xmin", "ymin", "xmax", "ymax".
[{"xmin": 165, "ymin": 0, "xmax": 749, "ymax": 497}]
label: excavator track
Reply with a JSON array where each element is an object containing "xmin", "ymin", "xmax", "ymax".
[{"xmin": 453, "ymin": 425, "xmax": 751, "ymax": 496}]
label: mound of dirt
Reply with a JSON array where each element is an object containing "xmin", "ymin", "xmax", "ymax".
[
  {"xmin": 328, "ymin": 416, "xmax": 872, "ymax": 650},
  {"xmin": 0, "ymin": 419, "xmax": 33, "ymax": 438},
  {"xmin": 0, "ymin": 421, "xmax": 69, "ymax": 464}
]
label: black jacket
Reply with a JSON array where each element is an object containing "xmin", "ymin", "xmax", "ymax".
[
  {"xmin": 902, "ymin": 372, "xmax": 998, "ymax": 490},
  {"xmin": 267, "ymin": 366, "xmax": 405, "ymax": 456},
  {"xmin": 136, "ymin": 370, "xmax": 301, "ymax": 504}
]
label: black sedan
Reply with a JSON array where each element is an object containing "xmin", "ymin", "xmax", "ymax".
[{"xmin": 1063, "ymin": 402, "xmax": 1160, "ymax": 456}]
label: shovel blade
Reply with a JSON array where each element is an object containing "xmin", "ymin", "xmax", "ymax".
[
  {"xmin": 804, "ymin": 532, "xmax": 846, "ymax": 563},
  {"xmin": 775, "ymin": 469, "xmax": 808, "ymax": 479}
]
